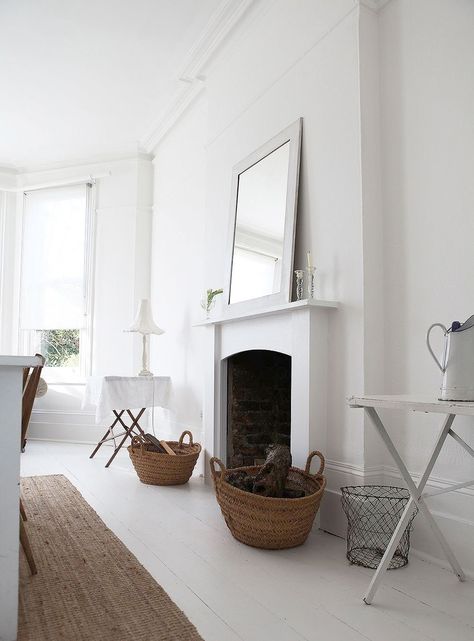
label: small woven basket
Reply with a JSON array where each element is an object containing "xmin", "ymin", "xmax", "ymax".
[
  {"xmin": 210, "ymin": 451, "xmax": 326, "ymax": 549},
  {"xmin": 128, "ymin": 430, "xmax": 201, "ymax": 485}
]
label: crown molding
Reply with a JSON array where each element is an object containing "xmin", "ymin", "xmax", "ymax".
[
  {"xmin": 358, "ymin": 0, "xmax": 392, "ymax": 11},
  {"xmin": 17, "ymin": 149, "xmax": 152, "ymax": 177},
  {"xmin": 0, "ymin": 165, "xmax": 18, "ymax": 174},
  {"xmin": 141, "ymin": 79, "xmax": 205, "ymax": 153},
  {"xmin": 141, "ymin": 0, "xmax": 257, "ymax": 153},
  {"xmin": 179, "ymin": 0, "xmax": 256, "ymax": 82},
  {"xmin": 0, "ymin": 167, "xmax": 19, "ymax": 191}
]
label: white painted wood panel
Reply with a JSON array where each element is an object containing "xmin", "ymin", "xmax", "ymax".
[
  {"xmin": 349, "ymin": 394, "xmax": 474, "ymax": 417},
  {"xmin": 0, "ymin": 355, "xmax": 42, "ymax": 641}
]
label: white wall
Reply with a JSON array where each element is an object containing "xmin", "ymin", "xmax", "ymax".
[
  {"xmin": 149, "ymin": 0, "xmax": 474, "ymax": 571},
  {"xmin": 0, "ymin": 155, "xmax": 154, "ymax": 442},
  {"xmin": 150, "ymin": 0, "xmax": 368, "ymax": 499},
  {"xmin": 379, "ymin": 0, "xmax": 474, "ymax": 572}
]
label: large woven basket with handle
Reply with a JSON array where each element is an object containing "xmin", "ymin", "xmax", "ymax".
[
  {"xmin": 210, "ymin": 451, "xmax": 326, "ymax": 549},
  {"xmin": 128, "ymin": 430, "xmax": 201, "ymax": 485}
]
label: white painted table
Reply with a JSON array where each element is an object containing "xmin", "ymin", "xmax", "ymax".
[
  {"xmin": 0, "ymin": 355, "xmax": 43, "ymax": 641},
  {"xmin": 348, "ymin": 394, "xmax": 474, "ymax": 604}
]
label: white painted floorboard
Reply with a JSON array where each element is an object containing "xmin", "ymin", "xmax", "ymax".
[{"xmin": 21, "ymin": 442, "xmax": 474, "ymax": 641}]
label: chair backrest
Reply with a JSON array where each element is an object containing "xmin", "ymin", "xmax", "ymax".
[{"xmin": 21, "ymin": 353, "xmax": 46, "ymax": 446}]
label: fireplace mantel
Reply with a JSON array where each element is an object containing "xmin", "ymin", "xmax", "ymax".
[
  {"xmin": 195, "ymin": 298, "xmax": 338, "ymax": 327},
  {"xmin": 199, "ymin": 299, "xmax": 338, "ymax": 477}
]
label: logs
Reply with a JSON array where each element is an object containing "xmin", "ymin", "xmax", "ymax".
[
  {"xmin": 227, "ymin": 445, "xmax": 305, "ymax": 498},
  {"xmin": 253, "ymin": 445, "xmax": 291, "ymax": 497}
]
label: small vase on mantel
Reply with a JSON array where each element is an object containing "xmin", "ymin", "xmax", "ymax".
[
  {"xmin": 294, "ymin": 270, "xmax": 304, "ymax": 301},
  {"xmin": 200, "ymin": 288, "xmax": 223, "ymax": 319},
  {"xmin": 306, "ymin": 266, "xmax": 316, "ymax": 300}
]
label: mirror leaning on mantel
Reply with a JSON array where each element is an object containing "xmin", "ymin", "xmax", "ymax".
[{"xmin": 224, "ymin": 118, "xmax": 303, "ymax": 314}]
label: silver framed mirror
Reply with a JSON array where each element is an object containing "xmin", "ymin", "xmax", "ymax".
[{"xmin": 224, "ymin": 118, "xmax": 302, "ymax": 313}]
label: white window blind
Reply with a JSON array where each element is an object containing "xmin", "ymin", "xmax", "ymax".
[{"xmin": 19, "ymin": 184, "xmax": 88, "ymax": 330}]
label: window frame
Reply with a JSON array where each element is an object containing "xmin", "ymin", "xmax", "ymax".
[{"xmin": 18, "ymin": 182, "xmax": 96, "ymax": 384}]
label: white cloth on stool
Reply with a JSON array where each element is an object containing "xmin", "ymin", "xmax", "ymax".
[{"xmin": 83, "ymin": 376, "xmax": 171, "ymax": 423}]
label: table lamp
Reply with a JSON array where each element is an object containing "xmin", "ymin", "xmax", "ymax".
[{"xmin": 126, "ymin": 299, "xmax": 164, "ymax": 376}]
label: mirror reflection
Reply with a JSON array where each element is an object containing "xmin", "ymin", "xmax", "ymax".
[{"xmin": 229, "ymin": 141, "xmax": 290, "ymax": 304}]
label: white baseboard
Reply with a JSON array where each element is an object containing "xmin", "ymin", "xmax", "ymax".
[{"xmin": 29, "ymin": 409, "xmax": 203, "ymax": 442}]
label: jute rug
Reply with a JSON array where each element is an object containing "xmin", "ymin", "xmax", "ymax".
[{"xmin": 19, "ymin": 475, "xmax": 204, "ymax": 641}]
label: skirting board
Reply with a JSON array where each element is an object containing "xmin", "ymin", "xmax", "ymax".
[
  {"xmin": 27, "ymin": 414, "xmax": 206, "ymax": 475},
  {"xmin": 27, "ymin": 420, "xmax": 109, "ymax": 445}
]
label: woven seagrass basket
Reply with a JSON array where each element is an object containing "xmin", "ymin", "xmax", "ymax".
[
  {"xmin": 128, "ymin": 430, "xmax": 201, "ymax": 485},
  {"xmin": 210, "ymin": 451, "xmax": 326, "ymax": 549}
]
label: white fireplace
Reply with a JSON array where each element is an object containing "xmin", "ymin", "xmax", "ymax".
[{"xmin": 198, "ymin": 299, "xmax": 337, "ymax": 475}]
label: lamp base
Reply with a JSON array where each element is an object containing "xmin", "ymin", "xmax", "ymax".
[{"xmin": 138, "ymin": 369, "xmax": 153, "ymax": 377}]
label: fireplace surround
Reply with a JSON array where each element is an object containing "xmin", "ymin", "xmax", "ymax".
[{"xmin": 198, "ymin": 299, "xmax": 337, "ymax": 475}]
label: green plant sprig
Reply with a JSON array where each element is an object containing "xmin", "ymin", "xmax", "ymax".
[{"xmin": 206, "ymin": 288, "xmax": 223, "ymax": 308}]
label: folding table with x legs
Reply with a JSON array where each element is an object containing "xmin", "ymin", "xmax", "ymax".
[
  {"xmin": 348, "ymin": 395, "xmax": 474, "ymax": 604},
  {"xmin": 84, "ymin": 375, "xmax": 171, "ymax": 467},
  {"xmin": 89, "ymin": 407, "xmax": 147, "ymax": 467}
]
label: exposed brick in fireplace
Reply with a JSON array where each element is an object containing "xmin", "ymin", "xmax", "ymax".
[{"xmin": 227, "ymin": 350, "xmax": 291, "ymax": 468}]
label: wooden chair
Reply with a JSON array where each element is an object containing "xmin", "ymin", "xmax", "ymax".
[
  {"xmin": 19, "ymin": 353, "xmax": 45, "ymax": 575},
  {"xmin": 21, "ymin": 354, "xmax": 45, "ymax": 452}
]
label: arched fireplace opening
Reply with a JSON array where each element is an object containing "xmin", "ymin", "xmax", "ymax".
[{"xmin": 226, "ymin": 349, "xmax": 291, "ymax": 468}]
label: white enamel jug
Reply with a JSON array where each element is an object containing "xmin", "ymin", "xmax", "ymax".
[{"xmin": 426, "ymin": 315, "xmax": 474, "ymax": 401}]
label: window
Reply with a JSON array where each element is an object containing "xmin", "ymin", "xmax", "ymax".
[{"xmin": 19, "ymin": 183, "xmax": 95, "ymax": 381}]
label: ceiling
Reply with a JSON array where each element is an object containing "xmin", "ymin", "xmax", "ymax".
[{"xmin": 0, "ymin": 0, "xmax": 222, "ymax": 170}]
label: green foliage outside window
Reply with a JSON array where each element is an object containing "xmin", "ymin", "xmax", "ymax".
[{"xmin": 40, "ymin": 329, "xmax": 80, "ymax": 368}]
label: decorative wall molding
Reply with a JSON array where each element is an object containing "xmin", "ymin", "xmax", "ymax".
[
  {"xmin": 0, "ymin": 169, "xmax": 19, "ymax": 191},
  {"xmin": 18, "ymin": 149, "xmax": 152, "ymax": 177},
  {"xmin": 384, "ymin": 463, "xmax": 474, "ymax": 499},
  {"xmin": 325, "ymin": 458, "xmax": 474, "ymax": 498},
  {"xmin": 358, "ymin": 0, "xmax": 392, "ymax": 12},
  {"xmin": 178, "ymin": 0, "xmax": 256, "ymax": 82},
  {"xmin": 325, "ymin": 458, "xmax": 383, "ymax": 479},
  {"xmin": 141, "ymin": 80, "xmax": 206, "ymax": 152},
  {"xmin": 141, "ymin": 0, "xmax": 257, "ymax": 153},
  {"xmin": 32, "ymin": 409, "xmax": 94, "ymax": 417}
]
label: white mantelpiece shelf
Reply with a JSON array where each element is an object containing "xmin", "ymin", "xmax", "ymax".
[{"xmin": 195, "ymin": 298, "xmax": 338, "ymax": 327}]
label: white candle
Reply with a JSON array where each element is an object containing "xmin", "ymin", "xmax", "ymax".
[{"xmin": 306, "ymin": 251, "xmax": 312, "ymax": 269}]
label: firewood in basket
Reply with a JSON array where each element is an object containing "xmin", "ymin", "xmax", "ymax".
[
  {"xmin": 253, "ymin": 445, "xmax": 292, "ymax": 498},
  {"xmin": 144, "ymin": 433, "xmax": 167, "ymax": 453},
  {"xmin": 283, "ymin": 487, "xmax": 306, "ymax": 499},
  {"xmin": 159, "ymin": 440, "xmax": 177, "ymax": 456},
  {"xmin": 227, "ymin": 470, "xmax": 255, "ymax": 492}
]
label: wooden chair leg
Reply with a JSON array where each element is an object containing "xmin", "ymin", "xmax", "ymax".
[
  {"xmin": 19, "ymin": 497, "xmax": 27, "ymax": 521},
  {"xmin": 19, "ymin": 516, "xmax": 37, "ymax": 575}
]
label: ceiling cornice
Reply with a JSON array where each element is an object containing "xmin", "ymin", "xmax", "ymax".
[
  {"xmin": 178, "ymin": 0, "xmax": 255, "ymax": 82},
  {"xmin": 358, "ymin": 0, "xmax": 392, "ymax": 11},
  {"xmin": 141, "ymin": 0, "xmax": 257, "ymax": 153},
  {"xmin": 0, "ymin": 167, "xmax": 19, "ymax": 191},
  {"xmin": 140, "ymin": 79, "xmax": 205, "ymax": 153},
  {"xmin": 17, "ymin": 148, "xmax": 152, "ymax": 175}
]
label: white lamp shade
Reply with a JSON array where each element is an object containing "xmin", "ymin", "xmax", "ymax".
[{"xmin": 127, "ymin": 299, "xmax": 164, "ymax": 335}]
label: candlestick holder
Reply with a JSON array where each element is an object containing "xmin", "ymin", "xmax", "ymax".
[
  {"xmin": 306, "ymin": 266, "xmax": 316, "ymax": 299},
  {"xmin": 294, "ymin": 269, "xmax": 304, "ymax": 301}
]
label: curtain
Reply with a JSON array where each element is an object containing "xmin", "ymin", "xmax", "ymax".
[{"xmin": 19, "ymin": 184, "xmax": 88, "ymax": 330}]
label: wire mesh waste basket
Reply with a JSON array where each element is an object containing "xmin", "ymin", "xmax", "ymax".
[{"xmin": 341, "ymin": 485, "xmax": 417, "ymax": 570}]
